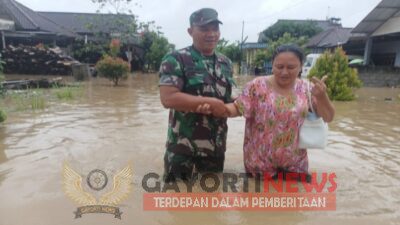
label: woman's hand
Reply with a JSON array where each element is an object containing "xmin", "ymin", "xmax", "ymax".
[
  {"xmin": 311, "ymin": 75, "xmax": 328, "ymax": 100},
  {"xmin": 310, "ymin": 75, "xmax": 335, "ymax": 122}
]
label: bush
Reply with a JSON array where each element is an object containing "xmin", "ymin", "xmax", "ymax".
[
  {"xmin": 308, "ymin": 47, "xmax": 362, "ymax": 101},
  {"xmin": 95, "ymin": 55, "xmax": 130, "ymax": 85},
  {"xmin": 0, "ymin": 109, "xmax": 6, "ymax": 123}
]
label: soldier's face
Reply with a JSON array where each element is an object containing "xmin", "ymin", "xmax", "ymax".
[{"xmin": 188, "ymin": 22, "xmax": 220, "ymax": 56}]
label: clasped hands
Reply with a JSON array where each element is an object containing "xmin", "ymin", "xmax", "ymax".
[{"xmin": 191, "ymin": 96, "xmax": 229, "ymax": 117}]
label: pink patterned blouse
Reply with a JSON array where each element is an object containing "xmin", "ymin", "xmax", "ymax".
[{"xmin": 235, "ymin": 76, "xmax": 311, "ymax": 176}]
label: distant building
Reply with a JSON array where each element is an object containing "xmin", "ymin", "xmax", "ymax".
[
  {"xmin": 0, "ymin": 0, "xmax": 77, "ymax": 48},
  {"xmin": 306, "ymin": 27, "xmax": 353, "ymax": 53},
  {"xmin": 240, "ymin": 42, "xmax": 267, "ymax": 75},
  {"xmin": 347, "ymin": 0, "xmax": 400, "ymax": 67},
  {"xmin": 258, "ymin": 18, "xmax": 342, "ymax": 43},
  {"xmin": 0, "ymin": 0, "xmax": 143, "ymax": 65}
]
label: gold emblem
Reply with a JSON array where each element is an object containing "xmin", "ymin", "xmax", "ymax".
[{"xmin": 62, "ymin": 162, "xmax": 133, "ymax": 219}]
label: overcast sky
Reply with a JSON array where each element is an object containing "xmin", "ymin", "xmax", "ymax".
[{"xmin": 17, "ymin": 0, "xmax": 382, "ymax": 48}]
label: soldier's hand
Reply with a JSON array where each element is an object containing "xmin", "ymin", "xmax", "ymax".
[
  {"xmin": 204, "ymin": 97, "xmax": 228, "ymax": 117},
  {"xmin": 195, "ymin": 103, "xmax": 212, "ymax": 114}
]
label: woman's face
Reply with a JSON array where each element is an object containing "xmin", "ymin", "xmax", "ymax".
[{"xmin": 272, "ymin": 52, "xmax": 302, "ymax": 88}]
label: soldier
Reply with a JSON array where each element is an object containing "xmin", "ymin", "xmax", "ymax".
[{"xmin": 159, "ymin": 8, "xmax": 235, "ymax": 182}]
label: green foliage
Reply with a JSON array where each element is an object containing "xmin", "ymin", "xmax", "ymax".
[
  {"xmin": 72, "ymin": 42, "xmax": 108, "ymax": 64},
  {"xmin": 309, "ymin": 47, "xmax": 362, "ymax": 101},
  {"xmin": 260, "ymin": 20, "xmax": 322, "ymax": 43},
  {"xmin": 146, "ymin": 35, "xmax": 171, "ymax": 70},
  {"xmin": 254, "ymin": 50, "xmax": 268, "ymax": 67},
  {"xmin": 0, "ymin": 108, "xmax": 6, "ymax": 123},
  {"xmin": 10, "ymin": 91, "xmax": 47, "ymax": 111},
  {"xmin": 217, "ymin": 39, "xmax": 242, "ymax": 63},
  {"xmin": 140, "ymin": 29, "xmax": 174, "ymax": 71},
  {"xmin": 96, "ymin": 55, "xmax": 130, "ymax": 85},
  {"xmin": 265, "ymin": 33, "xmax": 309, "ymax": 61},
  {"xmin": 90, "ymin": 0, "xmax": 139, "ymax": 39},
  {"xmin": 55, "ymin": 86, "xmax": 82, "ymax": 100}
]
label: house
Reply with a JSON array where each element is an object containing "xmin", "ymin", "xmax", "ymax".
[
  {"xmin": 240, "ymin": 42, "xmax": 267, "ymax": 75},
  {"xmin": 38, "ymin": 12, "xmax": 140, "ymax": 44},
  {"xmin": 38, "ymin": 11, "xmax": 144, "ymax": 66},
  {"xmin": 0, "ymin": 0, "xmax": 143, "ymax": 66},
  {"xmin": 0, "ymin": 0, "xmax": 77, "ymax": 48},
  {"xmin": 258, "ymin": 18, "xmax": 342, "ymax": 43},
  {"xmin": 347, "ymin": 0, "xmax": 400, "ymax": 67},
  {"xmin": 306, "ymin": 27, "xmax": 353, "ymax": 53}
]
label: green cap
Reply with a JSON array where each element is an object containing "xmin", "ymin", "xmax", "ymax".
[{"xmin": 190, "ymin": 8, "xmax": 222, "ymax": 26}]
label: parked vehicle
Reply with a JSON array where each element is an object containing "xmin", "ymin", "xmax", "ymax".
[{"xmin": 301, "ymin": 53, "xmax": 322, "ymax": 79}]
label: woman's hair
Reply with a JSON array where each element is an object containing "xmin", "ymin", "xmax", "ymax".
[{"xmin": 272, "ymin": 44, "xmax": 305, "ymax": 64}]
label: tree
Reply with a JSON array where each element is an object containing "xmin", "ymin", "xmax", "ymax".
[
  {"xmin": 265, "ymin": 33, "xmax": 309, "ymax": 61},
  {"xmin": 254, "ymin": 50, "xmax": 268, "ymax": 67},
  {"xmin": 140, "ymin": 22, "xmax": 174, "ymax": 72},
  {"xmin": 90, "ymin": 0, "xmax": 174, "ymax": 72},
  {"xmin": 146, "ymin": 34, "xmax": 172, "ymax": 71},
  {"xmin": 308, "ymin": 47, "xmax": 362, "ymax": 101},
  {"xmin": 77, "ymin": 0, "xmax": 139, "ymax": 64},
  {"xmin": 216, "ymin": 39, "xmax": 242, "ymax": 63},
  {"xmin": 259, "ymin": 20, "xmax": 322, "ymax": 43}
]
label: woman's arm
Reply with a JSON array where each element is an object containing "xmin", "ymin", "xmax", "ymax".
[
  {"xmin": 160, "ymin": 86, "xmax": 227, "ymax": 116},
  {"xmin": 225, "ymin": 103, "xmax": 240, "ymax": 117}
]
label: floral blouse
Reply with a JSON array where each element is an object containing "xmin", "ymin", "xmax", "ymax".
[{"xmin": 235, "ymin": 76, "xmax": 311, "ymax": 176}]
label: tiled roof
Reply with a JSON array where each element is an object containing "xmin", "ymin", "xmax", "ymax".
[
  {"xmin": 306, "ymin": 27, "xmax": 352, "ymax": 48},
  {"xmin": 38, "ymin": 11, "xmax": 136, "ymax": 35}
]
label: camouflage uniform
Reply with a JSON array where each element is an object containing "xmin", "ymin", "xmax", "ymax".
[{"xmin": 159, "ymin": 45, "xmax": 235, "ymax": 181}]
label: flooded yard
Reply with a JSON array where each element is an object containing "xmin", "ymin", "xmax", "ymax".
[{"xmin": 0, "ymin": 73, "xmax": 399, "ymax": 225}]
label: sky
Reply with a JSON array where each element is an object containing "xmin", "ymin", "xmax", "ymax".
[{"xmin": 17, "ymin": 0, "xmax": 382, "ymax": 48}]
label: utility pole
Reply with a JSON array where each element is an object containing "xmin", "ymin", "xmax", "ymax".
[
  {"xmin": 241, "ymin": 21, "xmax": 244, "ymax": 44},
  {"xmin": 240, "ymin": 21, "xmax": 244, "ymax": 75}
]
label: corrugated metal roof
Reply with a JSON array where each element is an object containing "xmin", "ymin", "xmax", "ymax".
[
  {"xmin": 0, "ymin": 0, "xmax": 76, "ymax": 37},
  {"xmin": 351, "ymin": 0, "xmax": 400, "ymax": 35}
]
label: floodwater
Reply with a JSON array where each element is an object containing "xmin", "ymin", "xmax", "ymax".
[{"xmin": 0, "ymin": 73, "xmax": 399, "ymax": 225}]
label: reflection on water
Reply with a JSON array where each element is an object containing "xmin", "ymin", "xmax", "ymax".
[{"xmin": 0, "ymin": 74, "xmax": 399, "ymax": 225}]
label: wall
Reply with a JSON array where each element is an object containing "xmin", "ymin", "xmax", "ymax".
[
  {"xmin": 372, "ymin": 39, "xmax": 400, "ymax": 67},
  {"xmin": 356, "ymin": 66, "xmax": 400, "ymax": 87}
]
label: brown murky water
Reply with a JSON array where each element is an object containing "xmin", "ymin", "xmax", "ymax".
[{"xmin": 0, "ymin": 74, "xmax": 399, "ymax": 225}]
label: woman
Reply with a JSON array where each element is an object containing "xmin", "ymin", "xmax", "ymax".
[{"xmin": 224, "ymin": 44, "xmax": 335, "ymax": 177}]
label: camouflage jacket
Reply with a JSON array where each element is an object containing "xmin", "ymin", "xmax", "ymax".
[{"xmin": 159, "ymin": 45, "xmax": 235, "ymax": 157}]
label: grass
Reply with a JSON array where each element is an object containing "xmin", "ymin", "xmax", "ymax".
[
  {"xmin": 0, "ymin": 83, "xmax": 83, "ymax": 115},
  {"xmin": 54, "ymin": 86, "xmax": 82, "ymax": 100},
  {"xmin": 10, "ymin": 90, "xmax": 47, "ymax": 111}
]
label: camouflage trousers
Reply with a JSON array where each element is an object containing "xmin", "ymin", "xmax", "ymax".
[{"xmin": 163, "ymin": 151, "xmax": 225, "ymax": 182}]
